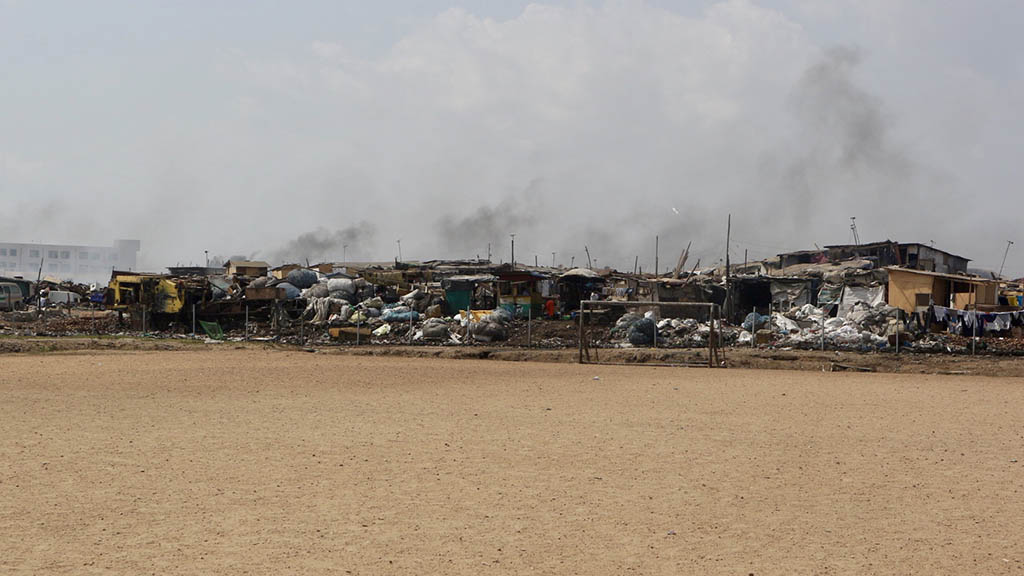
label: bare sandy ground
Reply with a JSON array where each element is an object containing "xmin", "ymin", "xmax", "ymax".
[{"xmin": 1, "ymin": 349, "xmax": 1022, "ymax": 575}]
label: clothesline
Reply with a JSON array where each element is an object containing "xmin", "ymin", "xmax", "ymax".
[{"xmin": 931, "ymin": 306, "xmax": 1022, "ymax": 333}]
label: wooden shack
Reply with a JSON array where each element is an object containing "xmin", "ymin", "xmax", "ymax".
[
  {"xmin": 226, "ymin": 260, "xmax": 269, "ymax": 278},
  {"xmin": 886, "ymin": 267, "xmax": 998, "ymax": 314}
]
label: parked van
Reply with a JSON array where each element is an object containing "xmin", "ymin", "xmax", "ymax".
[
  {"xmin": 0, "ymin": 282, "xmax": 24, "ymax": 311},
  {"xmin": 46, "ymin": 290, "xmax": 81, "ymax": 306}
]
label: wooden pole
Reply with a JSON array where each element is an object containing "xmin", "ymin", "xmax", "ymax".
[
  {"xmin": 725, "ymin": 214, "xmax": 732, "ymax": 320},
  {"xmin": 725, "ymin": 215, "xmax": 731, "ymax": 278},
  {"xmin": 655, "ymin": 236, "xmax": 659, "ymax": 277},
  {"xmin": 653, "ymin": 309, "xmax": 658, "ymax": 349},
  {"xmin": 895, "ymin": 311, "xmax": 900, "ymax": 354},
  {"xmin": 578, "ymin": 300, "xmax": 585, "ymax": 363},
  {"xmin": 972, "ymin": 283, "xmax": 977, "ymax": 356},
  {"xmin": 707, "ymin": 305, "xmax": 714, "ymax": 367},
  {"xmin": 466, "ymin": 296, "xmax": 472, "ymax": 346},
  {"xmin": 820, "ymin": 306, "xmax": 825, "ymax": 351},
  {"xmin": 751, "ymin": 306, "xmax": 756, "ymax": 349},
  {"xmin": 527, "ymin": 295, "xmax": 532, "ymax": 348}
]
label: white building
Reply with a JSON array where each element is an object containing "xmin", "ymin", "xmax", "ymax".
[{"xmin": 0, "ymin": 239, "xmax": 140, "ymax": 283}]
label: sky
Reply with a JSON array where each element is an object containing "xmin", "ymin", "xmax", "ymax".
[{"xmin": 1, "ymin": 0, "xmax": 1022, "ymax": 276}]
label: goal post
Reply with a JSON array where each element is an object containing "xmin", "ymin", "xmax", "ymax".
[{"xmin": 578, "ymin": 300, "xmax": 723, "ymax": 368}]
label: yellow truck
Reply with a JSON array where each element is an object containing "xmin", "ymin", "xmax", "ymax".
[{"xmin": 107, "ymin": 272, "xmax": 185, "ymax": 314}]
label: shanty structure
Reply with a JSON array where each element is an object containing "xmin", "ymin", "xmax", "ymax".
[
  {"xmin": 225, "ymin": 260, "xmax": 269, "ymax": 278},
  {"xmin": 496, "ymin": 269, "xmax": 551, "ymax": 318},
  {"xmin": 440, "ymin": 274, "xmax": 497, "ymax": 316},
  {"xmin": 886, "ymin": 268, "xmax": 999, "ymax": 314},
  {"xmin": 166, "ymin": 266, "xmax": 224, "ymax": 277},
  {"xmin": 726, "ymin": 275, "xmax": 817, "ymax": 322},
  {"xmin": 777, "ymin": 249, "xmax": 828, "ymax": 269},
  {"xmin": 824, "ymin": 242, "xmax": 970, "ymax": 274},
  {"xmin": 557, "ymin": 268, "xmax": 605, "ymax": 314},
  {"xmin": 642, "ymin": 276, "xmax": 725, "ymax": 305},
  {"xmin": 271, "ymin": 264, "xmax": 303, "ymax": 280}
]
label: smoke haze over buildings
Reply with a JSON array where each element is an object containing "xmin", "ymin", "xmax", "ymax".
[{"xmin": 1, "ymin": 1, "xmax": 1021, "ymax": 275}]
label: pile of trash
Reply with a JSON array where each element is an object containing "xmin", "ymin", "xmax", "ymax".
[
  {"xmin": 742, "ymin": 302, "xmax": 900, "ymax": 350},
  {"xmin": 285, "ymin": 267, "xmax": 520, "ymax": 345},
  {"xmin": 609, "ymin": 311, "xmax": 737, "ymax": 348},
  {"xmin": 459, "ymin": 308, "xmax": 513, "ymax": 343}
]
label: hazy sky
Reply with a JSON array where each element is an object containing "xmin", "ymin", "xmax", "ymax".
[{"xmin": 2, "ymin": 1, "xmax": 1022, "ymax": 275}]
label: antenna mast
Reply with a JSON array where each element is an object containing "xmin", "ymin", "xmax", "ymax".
[
  {"xmin": 999, "ymin": 240, "xmax": 1014, "ymax": 279},
  {"xmin": 850, "ymin": 217, "xmax": 860, "ymax": 246}
]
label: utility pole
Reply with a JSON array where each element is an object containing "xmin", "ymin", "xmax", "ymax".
[
  {"xmin": 999, "ymin": 240, "xmax": 1015, "ymax": 278},
  {"xmin": 725, "ymin": 214, "xmax": 731, "ymax": 279},
  {"xmin": 655, "ymin": 235, "xmax": 659, "ymax": 277},
  {"xmin": 850, "ymin": 216, "xmax": 860, "ymax": 246},
  {"xmin": 725, "ymin": 214, "xmax": 732, "ymax": 320},
  {"xmin": 551, "ymin": 252, "xmax": 556, "ymax": 268},
  {"xmin": 535, "ymin": 255, "xmax": 538, "ymax": 267},
  {"xmin": 487, "ymin": 243, "xmax": 492, "ymax": 262},
  {"xmin": 510, "ymin": 234, "xmax": 516, "ymax": 269},
  {"xmin": 396, "ymin": 239, "xmax": 402, "ymax": 262}
]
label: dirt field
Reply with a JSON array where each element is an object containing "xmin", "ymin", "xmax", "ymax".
[{"xmin": 1, "ymin": 350, "xmax": 1022, "ymax": 574}]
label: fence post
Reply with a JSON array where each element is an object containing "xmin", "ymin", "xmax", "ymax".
[
  {"xmin": 527, "ymin": 298, "xmax": 532, "ymax": 348},
  {"xmin": 707, "ymin": 304, "xmax": 714, "ymax": 367},
  {"xmin": 820, "ymin": 306, "xmax": 825, "ymax": 351},
  {"xmin": 717, "ymin": 305, "xmax": 723, "ymax": 354},
  {"xmin": 751, "ymin": 306, "xmax": 756, "ymax": 349},
  {"xmin": 578, "ymin": 300, "xmax": 585, "ymax": 363},
  {"xmin": 895, "ymin": 312, "xmax": 900, "ymax": 354},
  {"xmin": 652, "ymin": 305, "xmax": 658, "ymax": 349}
]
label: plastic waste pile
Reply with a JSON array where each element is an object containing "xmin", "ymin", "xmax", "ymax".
[
  {"xmin": 463, "ymin": 308, "xmax": 512, "ymax": 343},
  {"xmin": 744, "ymin": 302, "xmax": 900, "ymax": 350},
  {"xmin": 609, "ymin": 311, "xmax": 734, "ymax": 348}
]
